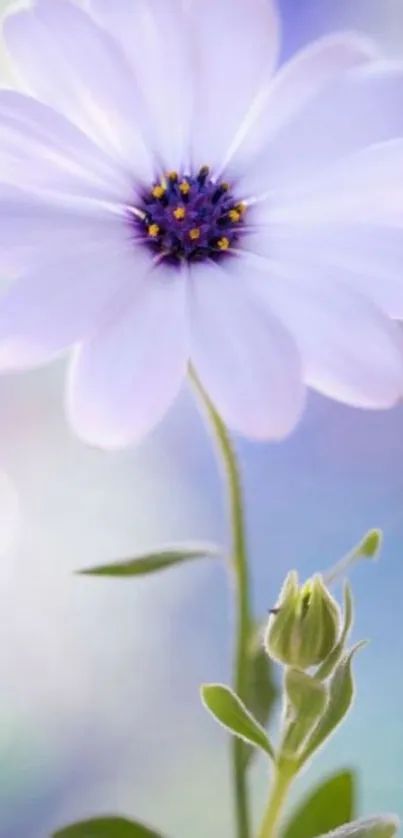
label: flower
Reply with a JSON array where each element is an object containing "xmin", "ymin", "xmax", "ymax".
[{"xmin": 1, "ymin": 0, "xmax": 403, "ymax": 447}]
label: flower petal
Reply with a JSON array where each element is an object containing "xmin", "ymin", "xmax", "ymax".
[
  {"xmin": 189, "ymin": 259, "xmax": 305, "ymax": 440},
  {"xmin": 225, "ymin": 32, "xmax": 379, "ymax": 182},
  {"xmin": 248, "ymin": 224, "xmax": 403, "ymax": 321},
  {"xmin": 188, "ymin": 0, "xmax": 280, "ymax": 172},
  {"xmin": 67, "ymin": 264, "xmax": 188, "ymax": 449},
  {"xmin": 3, "ymin": 0, "xmax": 152, "ymax": 179},
  {"xmin": 239, "ymin": 253, "xmax": 403, "ymax": 409},
  {"xmin": 0, "ymin": 91, "xmax": 132, "ymax": 202},
  {"xmin": 239, "ymin": 59, "xmax": 403, "ymax": 197},
  {"xmin": 0, "ymin": 232, "xmax": 140, "ymax": 369},
  {"xmin": 89, "ymin": 0, "xmax": 192, "ymax": 170},
  {"xmin": 264, "ymin": 140, "xmax": 403, "ymax": 228},
  {"xmin": 0, "ymin": 182, "xmax": 133, "ymax": 274}
]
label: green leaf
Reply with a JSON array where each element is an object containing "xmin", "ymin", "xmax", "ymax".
[
  {"xmin": 201, "ymin": 683, "xmax": 275, "ymax": 759},
  {"xmin": 317, "ymin": 815, "xmax": 399, "ymax": 838},
  {"xmin": 323, "ymin": 530, "xmax": 382, "ymax": 587},
  {"xmin": 359, "ymin": 529, "xmax": 382, "ymax": 558},
  {"xmin": 317, "ymin": 583, "xmax": 354, "ymax": 680},
  {"xmin": 281, "ymin": 770, "xmax": 355, "ymax": 838},
  {"xmin": 77, "ymin": 543, "xmax": 220, "ymax": 577},
  {"xmin": 53, "ymin": 816, "xmax": 165, "ymax": 837},
  {"xmin": 243, "ymin": 624, "xmax": 279, "ymax": 767},
  {"xmin": 300, "ymin": 642, "xmax": 366, "ymax": 765}
]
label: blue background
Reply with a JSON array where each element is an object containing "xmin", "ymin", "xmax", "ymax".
[{"xmin": 0, "ymin": 1, "xmax": 402, "ymax": 837}]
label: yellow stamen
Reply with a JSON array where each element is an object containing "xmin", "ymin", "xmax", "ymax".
[
  {"xmin": 236, "ymin": 202, "xmax": 247, "ymax": 215},
  {"xmin": 199, "ymin": 165, "xmax": 210, "ymax": 177},
  {"xmin": 167, "ymin": 171, "xmax": 178, "ymax": 182},
  {"xmin": 148, "ymin": 223, "xmax": 160, "ymax": 238},
  {"xmin": 189, "ymin": 228, "xmax": 201, "ymax": 241},
  {"xmin": 228, "ymin": 209, "xmax": 241, "ymax": 223},
  {"xmin": 152, "ymin": 184, "xmax": 165, "ymax": 199},
  {"xmin": 179, "ymin": 181, "xmax": 191, "ymax": 195},
  {"xmin": 173, "ymin": 206, "xmax": 186, "ymax": 220},
  {"xmin": 217, "ymin": 237, "xmax": 230, "ymax": 251},
  {"xmin": 220, "ymin": 182, "xmax": 230, "ymax": 192}
]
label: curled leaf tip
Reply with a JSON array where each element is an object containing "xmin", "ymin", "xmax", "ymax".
[{"xmin": 359, "ymin": 529, "xmax": 382, "ymax": 559}]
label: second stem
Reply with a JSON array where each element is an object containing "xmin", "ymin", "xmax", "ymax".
[{"xmin": 192, "ymin": 371, "xmax": 251, "ymax": 838}]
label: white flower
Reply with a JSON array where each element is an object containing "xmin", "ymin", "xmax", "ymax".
[{"xmin": 1, "ymin": 0, "xmax": 403, "ymax": 448}]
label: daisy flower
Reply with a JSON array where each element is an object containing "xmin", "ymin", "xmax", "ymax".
[{"xmin": 1, "ymin": 0, "xmax": 403, "ymax": 448}]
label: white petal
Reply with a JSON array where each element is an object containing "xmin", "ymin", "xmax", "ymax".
[
  {"xmin": 239, "ymin": 253, "xmax": 403, "ymax": 409},
  {"xmin": 0, "ymin": 91, "xmax": 132, "ymax": 202},
  {"xmin": 265, "ymin": 140, "xmax": 403, "ymax": 227},
  {"xmin": 3, "ymin": 0, "xmax": 152, "ymax": 179},
  {"xmin": 67, "ymin": 264, "xmax": 188, "ymax": 449},
  {"xmin": 0, "ymin": 472, "xmax": 20, "ymax": 556},
  {"xmin": 0, "ymin": 232, "xmax": 141, "ymax": 369},
  {"xmin": 189, "ymin": 259, "xmax": 305, "ymax": 440},
  {"xmin": 189, "ymin": 0, "xmax": 280, "ymax": 172},
  {"xmin": 248, "ymin": 225, "xmax": 403, "ymax": 321},
  {"xmin": 238, "ymin": 59, "xmax": 403, "ymax": 197},
  {"xmin": 89, "ymin": 0, "xmax": 192, "ymax": 170}
]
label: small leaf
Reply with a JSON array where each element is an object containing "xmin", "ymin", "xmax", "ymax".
[
  {"xmin": 359, "ymin": 530, "xmax": 382, "ymax": 558},
  {"xmin": 78, "ymin": 543, "xmax": 220, "ymax": 577},
  {"xmin": 300, "ymin": 642, "xmax": 366, "ymax": 765},
  {"xmin": 317, "ymin": 814, "xmax": 399, "ymax": 838},
  {"xmin": 243, "ymin": 625, "xmax": 279, "ymax": 767},
  {"xmin": 53, "ymin": 816, "xmax": 165, "ymax": 837},
  {"xmin": 323, "ymin": 530, "xmax": 382, "ymax": 587},
  {"xmin": 201, "ymin": 683, "xmax": 275, "ymax": 759},
  {"xmin": 281, "ymin": 770, "xmax": 355, "ymax": 838},
  {"xmin": 317, "ymin": 583, "xmax": 354, "ymax": 680}
]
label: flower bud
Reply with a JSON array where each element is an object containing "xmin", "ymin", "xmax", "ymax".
[{"xmin": 265, "ymin": 572, "xmax": 341, "ymax": 670}]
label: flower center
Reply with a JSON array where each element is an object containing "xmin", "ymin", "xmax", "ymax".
[{"xmin": 131, "ymin": 166, "xmax": 248, "ymax": 265}]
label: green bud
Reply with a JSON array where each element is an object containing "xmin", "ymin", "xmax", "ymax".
[{"xmin": 265, "ymin": 572, "xmax": 341, "ymax": 670}]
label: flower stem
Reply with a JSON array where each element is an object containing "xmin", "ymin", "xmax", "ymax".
[
  {"xmin": 190, "ymin": 370, "xmax": 251, "ymax": 838},
  {"xmin": 258, "ymin": 765, "xmax": 295, "ymax": 838}
]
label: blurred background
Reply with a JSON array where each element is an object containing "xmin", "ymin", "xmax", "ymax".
[{"xmin": 0, "ymin": 1, "xmax": 403, "ymax": 836}]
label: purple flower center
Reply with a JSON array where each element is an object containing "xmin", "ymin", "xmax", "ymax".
[{"xmin": 131, "ymin": 166, "xmax": 248, "ymax": 265}]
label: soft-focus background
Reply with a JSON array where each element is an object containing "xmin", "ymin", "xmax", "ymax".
[{"xmin": 1, "ymin": 1, "xmax": 403, "ymax": 837}]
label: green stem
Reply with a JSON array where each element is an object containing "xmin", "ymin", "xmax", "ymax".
[
  {"xmin": 258, "ymin": 766, "xmax": 295, "ymax": 838},
  {"xmin": 191, "ymin": 370, "xmax": 251, "ymax": 838}
]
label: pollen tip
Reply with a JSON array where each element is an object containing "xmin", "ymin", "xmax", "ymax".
[
  {"xmin": 152, "ymin": 184, "xmax": 165, "ymax": 199},
  {"xmin": 148, "ymin": 223, "xmax": 160, "ymax": 237},
  {"xmin": 179, "ymin": 181, "xmax": 191, "ymax": 195},
  {"xmin": 189, "ymin": 227, "xmax": 201, "ymax": 241},
  {"xmin": 167, "ymin": 170, "xmax": 179, "ymax": 182},
  {"xmin": 173, "ymin": 206, "xmax": 186, "ymax": 220},
  {"xmin": 236, "ymin": 202, "xmax": 247, "ymax": 215},
  {"xmin": 217, "ymin": 236, "xmax": 230, "ymax": 251},
  {"xmin": 228, "ymin": 209, "xmax": 241, "ymax": 223}
]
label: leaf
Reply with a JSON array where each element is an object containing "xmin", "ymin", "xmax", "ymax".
[
  {"xmin": 317, "ymin": 583, "xmax": 354, "ymax": 680},
  {"xmin": 53, "ymin": 816, "xmax": 165, "ymax": 837},
  {"xmin": 317, "ymin": 815, "xmax": 399, "ymax": 838},
  {"xmin": 300, "ymin": 642, "xmax": 366, "ymax": 765},
  {"xmin": 323, "ymin": 530, "xmax": 382, "ymax": 587},
  {"xmin": 243, "ymin": 624, "xmax": 279, "ymax": 767},
  {"xmin": 201, "ymin": 683, "xmax": 275, "ymax": 759},
  {"xmin": 77, "ymin": 543, "xmax": 220, "ymax": 577},
  {"xmin": 281, "ymin": 770, "xmax": 356, "ymax": 838}
]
